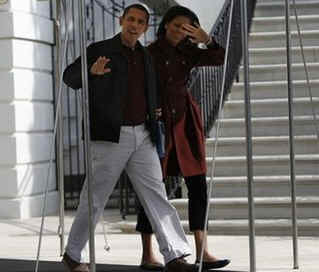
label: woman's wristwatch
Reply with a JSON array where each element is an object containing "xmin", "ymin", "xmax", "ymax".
[
  {"xmin": 205, "ymin": 36, "xmax": 221, "ymax": 49},
  {"xmin": 204, "ymin": 36, "xmax": 213, "ymax": 45}
]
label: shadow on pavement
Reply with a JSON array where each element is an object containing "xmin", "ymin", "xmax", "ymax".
[
  {"xmin": 0, "ymin": 258, "xmax": 143, "ymax": 272},
  {"xmin": 0, "ymin": 258, "xmax": 246, "ymax": 272}
]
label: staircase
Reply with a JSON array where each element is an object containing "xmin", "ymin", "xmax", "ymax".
[
  {"xmin": 171, "ymin": 0, "xmax": 319, "ymax": 236},
  {"xmin": 113, "ymin": 0, "xmax": 319, "ymax": 235}
]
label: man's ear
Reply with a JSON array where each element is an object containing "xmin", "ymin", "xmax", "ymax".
[{"xmin": 119, "ymin": 16, "xmax": 123, "ymax": 26}]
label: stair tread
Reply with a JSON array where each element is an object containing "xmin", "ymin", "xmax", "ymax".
[
  {"xmin": 206, "ymin": 154, "xmax": 319, "ymax": 161},
  {"xmin": 224, "ymin": 97, "xmax": 319, "ymax": 105},
  {"xmin": 170, "ymin": 196, "xmax": 319, "ymax": 204},
  {"xmin": 240, "ymin": 62, "xmax": 319, "ymax": 69},
  {"xmin": 253, "ymin": 14, "xmax": 319, "ymax": 21},
  {"xmin": 206, "ymin": 135, "xmax": 318, "ymax": 143},
  {"xmin": 206, "ymin": 174, "xmax": 319, "ymax": 182},
  {"xmin": 219, "ymin": 114, "xmax": 319, "ymax": 122},
  {"xmin": 111, "ymin": 219, "xmax": 319, "ymax": 236},
  {"xmin": 250, "ymin": 29, "xmax": 319, "ymax": 36},
  {"xmin": 249, "ymin": 45, "xmax": 319, "ymax": 52},
  {"xmin": 233, "ymin": 79, "xmax": 319, "ymax": 87},
  {"xmin": 112, "ymin": 218, "xmax": 319, "ymax": 226},
  {"xmin": 256, "ymin": 0, "xmax": 319, "ymax": 7},
  {"xmin": 194, "ymin": 218, "xmax": 319, "ymax": 225}
]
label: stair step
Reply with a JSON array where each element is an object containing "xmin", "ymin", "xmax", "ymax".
[
  {"xmin": 205, "ymin": 154, "xmax": 319, "ymax": 176},
  {"xmin": 111, "ymin": 218, "xmax": 319, "ymax": 236},
  {"xmin": 255, "ymin": 1, "xmax": 319, "ymax": 17},
  {"xmin": 170, "ymin": 196, "xmax": 319, "ymax": 220},
  {"xmin": 248, "ymin": 46, "xmax": 319, "ymax": 65},
  {"xmin": 185, "ymin": 218, "xmax": 319, "ymax": 236},
  {"xmin": 249, "ymin": 30, "xmax": 318, "ymax": 48},
  {"xmin": 239, "ymin": 62, "xmax": 319, "ymax": 82},
  {"xmin": 210, "ymin": 115, "xmax": 319, "ymax": 137},
  {"xmin": 231, "ymin": 79, "xmax": 319, "ymax": 99},
  {"xmin": 251, "ymin": 15, "xmax": 319, "ymax": 32},
  {"xmin": 205, "ymin": 135, "xmax": 319, "ymax": 156},
  {"xmin": 204, "ymin": 175, "xmax": 319, "ymax": 197},
  {"xmin": 258, "ymin": 0, "xmax": 316, "ymax": 2},
  {"xmin": 223, "ymin": 97, "xmax": 319, "ymax": 118}
]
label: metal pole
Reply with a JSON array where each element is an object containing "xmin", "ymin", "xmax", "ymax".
[
  {"xmin": 240, "ymin": 1, "xmax": 256, "ymax": 271},
  {"xmin": 198, "ymin": 1, "xmax": 234, "ymax": 271},
  {"xmin": 79, "ymin": 1, "xmax": 96, "ymax": 272},
  {"xmin": 34, "ymin": 0, "xmax": 69, "ymax": 270},
  {"xmin": 284, "ymin": 0, "xmax": 299, "ymax": 269},
  {"xmin": 54, "ymin": 0, "xmax": 65, "ymax": 257}
]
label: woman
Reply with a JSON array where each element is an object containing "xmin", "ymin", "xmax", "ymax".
[{"xmin": 136, "ymin": 6, "xmax": 230, "ymax": 271}]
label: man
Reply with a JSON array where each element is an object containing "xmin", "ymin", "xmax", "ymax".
[{"xmin": 61, "ymin": 4, "xmax": 197, "ymax": 272}]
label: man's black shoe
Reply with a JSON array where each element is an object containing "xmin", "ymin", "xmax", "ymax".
[{"xmin": 62, "ymin": 253, "xmax": 89, "ymax": 272}]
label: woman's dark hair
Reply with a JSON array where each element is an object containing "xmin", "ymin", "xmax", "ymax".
[
  {"xmin": 157, "ymin": 5, "xmax": 200, "ymax": 38},
  {"xmin": 122, "ymin": 4, "xmax": 150, "ymax": 24}
]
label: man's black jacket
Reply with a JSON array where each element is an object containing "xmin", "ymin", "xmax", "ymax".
[{"xmin": 63, "ymin": 33, "xmax": 158, "ymax": 144}]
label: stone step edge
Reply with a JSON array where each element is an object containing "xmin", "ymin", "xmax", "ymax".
[
  {"xmin": 249, "ymin": 45, "xmax": 319, "ymax": 53},
  {"xmin": 232, "ymin": 79, "xmax": 319, "ymax": 87},
  {"xmin": 250, "ymin": 29, "xmax": 319, "ymax": 37},
  {"xmin": 239, "ymin": 62, "xmax": 319, "ymax": 69},
  {"xmin": 170, "ymin": 196, "xmax": 319, "ymax": 206},
  {"xmin": 205, "ymin": 153, "xmax": 319, "ymax": 163},
  {"xmin": 253, "ymin": 14, "xmax": 319, "ymax": 22},
  {"xmin": 217, "ymin": 114, "xmax": 319, "ymax": 123},
  {"xmin": 110, "ymin": 218, "xmax": 319, "ymax": 235},
  {"xmin": 224, "ymin": 97, "xmax": 319, "ymax": 106},
  {"xmin": 206, "ymin": 135, "xmax": 318, "ymax": 144},
  {"xmin": 63, "ymin": 135, "xmax": 318, "ymax": 151},
  {"xmin": 205, "ymin": 174, "xmax": 319, "ymax": 183},
  {"xmin": 256, "ymin": 0, "xmax": 319, "ymax": 8}
]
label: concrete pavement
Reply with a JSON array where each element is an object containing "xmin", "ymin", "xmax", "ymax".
[{"xmin": 0, "ymin": 209, "xmax": 318, "ymax": 272}]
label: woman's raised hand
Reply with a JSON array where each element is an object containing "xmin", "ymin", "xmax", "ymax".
[
  {"xmin": 90, "ymin": 56, "xmax": 111, "ymax": 75},
  {"xmin": 181, "ymin": 22, "xmax": 210, "ymax": 44}
]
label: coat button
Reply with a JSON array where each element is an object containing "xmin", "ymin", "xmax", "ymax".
[
  {"xmin": 168, "ymin": 77, "xmax": 173, "ymax": 82},
  {"xmin": 172, "ymin": 109, "xmax": 176, "ymax": 114},
  {"xmin": 165, "ymin": 60, "xmax": 169, "ymax": 65}
]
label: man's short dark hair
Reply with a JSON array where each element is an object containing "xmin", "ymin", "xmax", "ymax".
[{"xmin": 122, "ymin": 4, "xmax": 150, "ymax": 24}]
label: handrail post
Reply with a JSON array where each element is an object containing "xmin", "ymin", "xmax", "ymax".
[
  {"xmin": 240, "ymin": 1, "xmax": 256, "ymax": 271},
  {"xmin": 198, "ymin": 1, "xmax": 235, "ymax": 271},
  {"xmin": 79, "ymin": 1, "xmax": 96, "ymax": 271},
  {"xmin": 284, "ymin": 0, "xmax": 299, "ymax": 269},
  {"xmin": 53, "ymin": 0, "xmax": 65, "ymax": 257}
]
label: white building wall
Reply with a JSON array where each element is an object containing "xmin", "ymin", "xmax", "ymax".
[{"xmin": 0, "ymin": 0, "xmax": 58, "ymax": 218}]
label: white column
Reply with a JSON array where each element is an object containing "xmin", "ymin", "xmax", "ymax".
[{"xmin": 0, "ymin": 0, "xmax": 58, "ymax": 218}]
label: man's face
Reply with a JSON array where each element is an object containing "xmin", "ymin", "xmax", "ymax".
[{"xmin": 120, "ymin": 8, "xmax": 149, "ymax": 45}]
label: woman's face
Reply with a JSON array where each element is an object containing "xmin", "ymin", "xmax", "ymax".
[{"xmin": 165, "ymin": 15, "xmax": 192, "ymax": 47}]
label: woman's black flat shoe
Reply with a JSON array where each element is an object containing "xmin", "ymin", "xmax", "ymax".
[{"xmin": 195, "ymin": 259, "xmax": 231, "ymax": 269}]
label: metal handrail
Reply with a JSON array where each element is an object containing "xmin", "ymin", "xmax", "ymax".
[
  {"xmin": 292, "ymin": 0, "xmax": 319, "ymax": 140},
  {"xmin": 189, "ymin": 0, "xmax": 257, "ymax": 135}
]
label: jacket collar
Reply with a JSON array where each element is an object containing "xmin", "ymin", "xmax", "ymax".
[
  {"xmin": 155, "ymin": 37, "xmax": 176, "ymax": 54},
  {"xmin": 153, "ymin": 37, "xmax": 190, "ymax": 58},
  {"xmin": 108, "ymin": 33, "xmax": 145, "ymax": 53},
  {"xmin": 153, "ymin": 37, "xmax": 196, "ymax": 59}
]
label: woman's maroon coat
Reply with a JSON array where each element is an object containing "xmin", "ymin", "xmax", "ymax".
[{"xmin": 148, "ymin": 38, "xmax": 225, "ymax": 178}]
